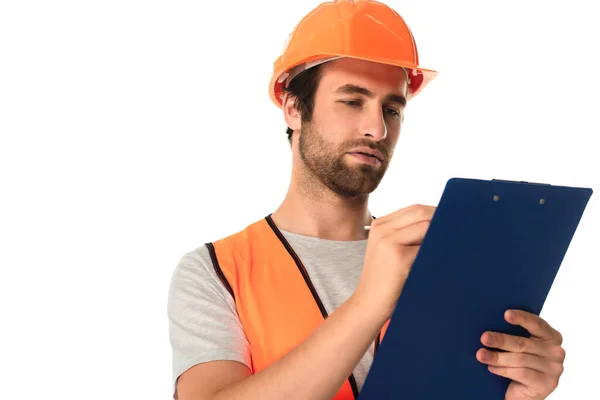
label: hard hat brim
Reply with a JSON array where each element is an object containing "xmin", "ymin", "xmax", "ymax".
[{"xmin": 269, "ymin": 53, "xmax": 438, "ymax": 109}]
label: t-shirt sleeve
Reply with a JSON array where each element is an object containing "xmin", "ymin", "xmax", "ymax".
[{"xmin": 167, "ymin": 245, "xmax": 251, "ymax": 399}]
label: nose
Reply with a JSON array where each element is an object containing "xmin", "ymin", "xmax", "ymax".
[{"xmin": 360, "ymin": 106, "xmax": 387, "ymax": 141}]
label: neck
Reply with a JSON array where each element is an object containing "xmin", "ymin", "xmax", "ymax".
[{"xmin": 271, "ymin": 163, "xmax": 372, "ymax": 241}]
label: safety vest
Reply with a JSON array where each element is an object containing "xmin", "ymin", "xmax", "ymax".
[{"xmin": 206, "ymin": 214, "xmax": 390, "ymax": 400}]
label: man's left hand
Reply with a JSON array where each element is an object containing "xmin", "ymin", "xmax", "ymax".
[{"xmin": 476, "ymin": 309, "xmax": 566, "ymax": 400}]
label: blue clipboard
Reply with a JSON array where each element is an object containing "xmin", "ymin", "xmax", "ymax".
[{"xmin": 359, "ymin": 177, "xmax": 593, "ymax": 399}]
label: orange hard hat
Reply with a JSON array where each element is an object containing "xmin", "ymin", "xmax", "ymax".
[{"xmin": 269, "ymin": 0, "xmax": 438, "ymax": 108}]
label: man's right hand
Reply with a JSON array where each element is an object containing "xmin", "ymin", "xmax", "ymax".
[
  {"xmin": 355, "ymin": 204, "xmax": 436, "ymax": 323},
  {"xmin": 176, "ymin": 204, "xmax": 436, "ymax": 400}
]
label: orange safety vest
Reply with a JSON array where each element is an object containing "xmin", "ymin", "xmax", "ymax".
[{"xmin": 206, "ymin": 214, "xmax": 390, "ymax": 399}]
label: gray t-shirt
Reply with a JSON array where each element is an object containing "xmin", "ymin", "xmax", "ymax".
[{"xmin": 167, "ymin": 227, "xmax": 372, "ymax": 399}]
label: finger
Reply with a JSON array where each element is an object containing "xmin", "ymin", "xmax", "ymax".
[
  {"xmin": 476, "ymin": 348, "xmax": 555, "ymax": 374},
  {"xmin": 505, "ymin": 310, "xmax": 563, "ymax": 344},
  {"xmin": 370, "ymin": 204, "xmax": 434, "ymax": 229},
  {"xmin": 486, "ymin": 366, "xmax": 547, "ymax": 389},
  {"xmin": 480, "ymin": 331, "xmax": 548, "ymax": 357},
  {"xmin": 381, "ymin": 220, "xmax": 430, "ymax": 246},
  {"xmin": 372, "ymin": 204, "xmax": 435, "ymax": 230}
]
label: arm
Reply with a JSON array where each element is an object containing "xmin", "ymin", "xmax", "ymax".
[
  {"xmin": 168, "ymin": 248, "xmax": 252, "ymax": 400},
  {"xmin": 172, "ymin": 205, "xmax": 435, "ymax": 400},
  {"xmin": 178, "ymin": 294, "xmax": 385, "ymax": 400}
]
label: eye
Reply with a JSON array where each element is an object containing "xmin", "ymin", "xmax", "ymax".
[
  {"xmin": 384, "ymin": 107, "xmax": 401, "ymax": 118},
  {"xmin": 342, "ymin": 99, "xmax": 362, "ymax": 107}
]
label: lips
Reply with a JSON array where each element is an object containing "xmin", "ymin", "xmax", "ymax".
[
  {"xmin": 347, "ymin": 152, "xmax": 383, "ymax": 166},
  {"xmin": 347, "ymin": 147, "xmax": 385, "ymax": 162},
  {"xmin": 353, "ymin": 151, "xmax": 380, "ymax": 161}
]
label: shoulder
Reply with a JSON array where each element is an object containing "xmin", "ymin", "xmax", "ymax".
[
  {"xmin": 168, "ymin": 245, "xmax": 231, "ymax": 307},
  {"xmin": 170, "ymin": 245, "xmax": 214, "ymax": 284},
  {"xmin": 211, "ymin": 217, "xmax": 271, "ymax": 247},
  {"xmin": 207, "ymin": 217, "xmax": 275, "ymax": 269},
  {"xmin": 169, "ymin": 217, "xmax": 270, "ymax": 295}
]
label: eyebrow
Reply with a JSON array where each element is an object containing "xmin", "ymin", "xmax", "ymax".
[{"xmin": 334, "ymin": 84, "xmax": 407, "ymax": 107}]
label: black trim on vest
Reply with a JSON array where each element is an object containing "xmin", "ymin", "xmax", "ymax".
[
  {"xmin": 370, "ymin": 216, "xmax": 380, "ymax": 359},
  {"xmin": 265, "ymin": 214, "xmax": 359, "ymax": 399},
  {"xmin": 205, "ymin": 242, "xmax": 235, "ymax": 302},
  {"xmin": 348, "ymin": 374, "xmax": 360, "ymax": 398},
  {"xmin": 264, "ymin": 214, "xmax": 329, "ymax": 319}
]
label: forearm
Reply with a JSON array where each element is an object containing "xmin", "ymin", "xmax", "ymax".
[{"xmin": 212, "ymin": 293, "xmax": 384, "ymax": 400}]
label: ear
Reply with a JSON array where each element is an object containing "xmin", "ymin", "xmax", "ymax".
[{"xmin": 282, "ymin": 92, "xmax": 302, "ymax": 131}]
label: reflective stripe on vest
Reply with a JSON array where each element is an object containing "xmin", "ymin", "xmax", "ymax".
[{"xmin": 206, "ymin": 215, "xmax": 390, "ymax": 399}]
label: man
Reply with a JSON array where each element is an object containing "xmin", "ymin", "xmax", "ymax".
[{"xmin": 167, "ymin": 1, "xmax": 566, "ymax": 399}]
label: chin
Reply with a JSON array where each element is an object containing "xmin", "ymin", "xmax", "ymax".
[{"xmin": 327, "ymin": 177, "xmax": 383, "ymax": 198}]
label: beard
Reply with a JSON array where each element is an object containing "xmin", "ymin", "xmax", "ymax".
[{"xmin": 298, "ymin": 121, "xmax": 391, "ymax": 198}]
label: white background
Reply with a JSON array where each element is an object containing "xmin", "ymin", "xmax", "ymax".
[{"xmin": 1, "ymin": 1, "xmax": 598, "ymax": 399}]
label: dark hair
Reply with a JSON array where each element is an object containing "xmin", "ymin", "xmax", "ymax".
[{"xmin": 281, "ymin": 64, "xmax": 324, "ymax": 145}]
